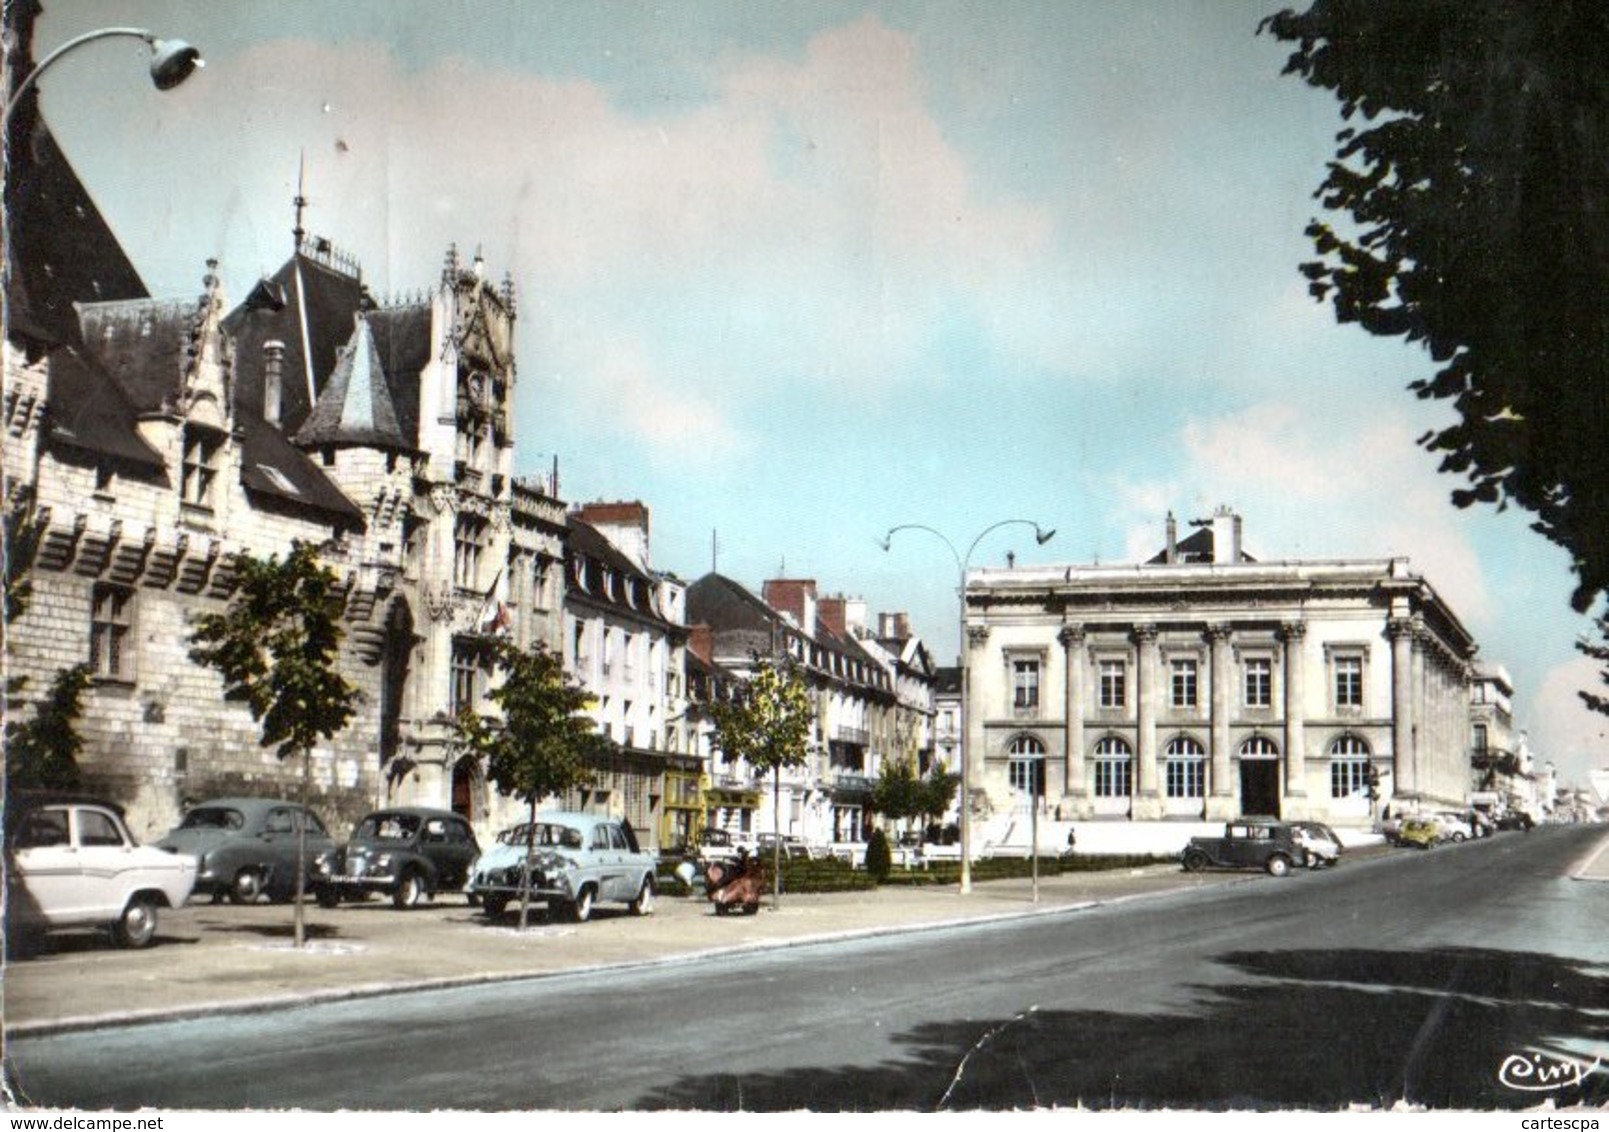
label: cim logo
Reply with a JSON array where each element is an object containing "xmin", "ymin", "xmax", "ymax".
[{"xmin": 1498, "ymin": 1052, "xmax": 1602, "ymax": 1093}]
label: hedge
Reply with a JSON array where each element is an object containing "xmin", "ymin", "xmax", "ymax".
[{"xmin": 658, "ymin": 852, "xmax": 1169, "ymax": 896}]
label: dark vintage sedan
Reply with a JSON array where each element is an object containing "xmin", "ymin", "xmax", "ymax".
[
  {"xmin": 157, "ymin": 797, "xmax": 335, "ymax": 904},
  {"xmin": 313, "ymin": 808, "xmax": 480, "ymax": 909},
  {"xmin": 1181, "ymin": 820, "xmax": 1309, "ymax": 877}
]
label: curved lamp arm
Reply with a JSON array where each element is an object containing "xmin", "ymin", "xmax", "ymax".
[{"xmin": 4, "ymin": 27, "xmax": 203, "ymax": 130}]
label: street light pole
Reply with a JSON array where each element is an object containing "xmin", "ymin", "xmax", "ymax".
[
  {"xmin": 881, "ymin": 519, "xmax": 1054, "ymax": 894},
  {"xmin": 4, "ymin": 27, "xmax": 204, "ymax": 130}
]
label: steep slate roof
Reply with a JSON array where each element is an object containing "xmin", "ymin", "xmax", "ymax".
[
  {"xmin": 3, "ymin": 105, "xmax": 148, "ymax": 350},
  {"xmin": 295, "ymin": 316, "xmax": 410, "ymax": 451},
  {"xmin": 224, "ymin": 250, "xmax": 368, "ymax": 437},
  {"xmin": 40, "ymin": 345, "xmax": 165, "ymax": 474},
  {"xmin": 567, "ymin": 517, "xmax": 681, "ymax": 633},
  {"xmin": 237, "ymin": 413, "xmax": 364, "ymax": 523},
  {"xmin": 686, "ymin": 573, "xmax": 782, "ymax": 636},
  {"xmin": 1145, "ymin": 525, "xmax": 1257, "ymax": 565},
  {"xmin": 76, "ymin": 298, "xmax": 200, "ymax": 414}
]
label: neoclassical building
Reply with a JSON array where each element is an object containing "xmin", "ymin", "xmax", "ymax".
[{"xmin": 963, "ymin": 509, "xmax": 1481, "ymax": 829}]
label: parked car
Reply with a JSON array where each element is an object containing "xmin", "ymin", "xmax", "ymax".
[
  {"xmin": 1181, "ymin": 820, "xmax": 1308, "ymax": 877},
  {"xmin": 157, "ymin": 797, "xmax": 335, "ymax": 903},
  {"xmin": 469, "ymin": 812, "xmax": 657, "ymax": 922},
  {"xmin": 1396, "ymin": 816, "xmax": 1443, "ymax": 849},
  {"xmin": 1496, "ymin": 810, "xmax": 1537, "ymax": 832},
  {"xmin": 5, "ymin": 793, "xmax": 197, "ymax": 949},
  {"xmin": 313, "ymin": 808, "xmax": 479, "ymax": 909},
  {"xmin": 1289, "ymin": 820, "xmax": 1343, "ymax": 868},
  {"xmin": 1433, "ymin": 812, "xmax": 1475, "ymax": 842},
  {"xmin": 757, "ymin": 832, "xmax": 813, "ymax": 860}
]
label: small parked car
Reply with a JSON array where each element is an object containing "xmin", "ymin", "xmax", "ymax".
[
  {"xmin": 157, "ymin": 797, "xmax": 335, "ymax": 903},
  {"xmin": 469, "ymin": 812, "xmax": 657, "ymax": 922},
  {"xmin": 1289, "ymin": 821, "xmax": 1343, "ymax": 868},
  {"xmin": 1181, "ymin": 820, "xmax": 1308, "ymax": 877},
  {"xmin": 757, "ymin": 832, "xmax": 813, "ymax": 860},
  {"xmin": 1433, "ymin": 812, "xmax": 1475, "ymax": 843},
  {"xmin": 1396, "ymin": 816, "xmax": 1443, "ymax": 849},
  {"xmin": 313, "ymin": 808, "xmax": 479, "ymax": 909},
  {"xmin": 5, "ymin": 793, "xmax": 197, "ymax": 949}
]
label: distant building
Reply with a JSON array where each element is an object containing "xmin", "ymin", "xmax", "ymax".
[{"xmin": 963, "ymin": 508, "xmax": 1482, "ymax": 829}]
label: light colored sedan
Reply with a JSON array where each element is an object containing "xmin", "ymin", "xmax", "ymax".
[
  {"xmin": 470, "ymin": 811, "xmax": 657, "ymax": 922},
  {"xmin": 6, "ymin": 793, "xmax": 196, "ymax": 948}
]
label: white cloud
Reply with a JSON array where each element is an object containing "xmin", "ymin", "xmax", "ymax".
[{"xmin": 1529, "ymin": 655, "xmax": 1609, "ymax": 784}]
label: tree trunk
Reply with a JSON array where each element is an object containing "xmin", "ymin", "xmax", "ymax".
[
  {"xmin": 518, "ymin": 794, "xmax": 537, "ymax": 932},
  {"xmin": 771, "ymin": 764, "xmax": 782, "ymax": 911},
  {"xmin": 294, "ymin": 746, "xmax": 310, "ymax": 948}
]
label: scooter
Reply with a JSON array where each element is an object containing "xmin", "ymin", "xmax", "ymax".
[{"xmin": 702, "ymin": 851, "xmax": 765, "ymax": 915}]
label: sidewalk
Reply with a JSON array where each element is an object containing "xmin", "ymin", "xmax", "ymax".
[{"xmin": 5, "ymin": 863, "xmax": 1238, "ymax": 1036}]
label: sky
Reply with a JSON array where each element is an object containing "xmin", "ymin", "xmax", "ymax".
[{"xmin": 27, "ymin": 0, "xmax": 1609, "ymax": 787}]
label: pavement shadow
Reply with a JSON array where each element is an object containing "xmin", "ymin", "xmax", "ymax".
[
  {"xmin": 633, "ymin": 946, "xmax": 1609, "ymax": 1112},
  {"xmin": 200, "ymin": 919, "xmax": 345, "ymax": 942}
]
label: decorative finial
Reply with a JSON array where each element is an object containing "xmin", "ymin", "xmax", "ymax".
[{"xmin": 442, "ymin": 243, "xmax": 459, "ymax": 284}]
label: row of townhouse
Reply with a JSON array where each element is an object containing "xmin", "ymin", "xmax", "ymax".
[{"xmin": 2, "ymin": 60, "xmax": 938, "ymax": 849}]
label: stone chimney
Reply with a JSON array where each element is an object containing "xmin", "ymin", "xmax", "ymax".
[
  {"xmin": 687, "ymin": 624, "xmax": 714, "ymax": 665},
  {"xmin": 262, "ymin": 340, "xmax": 285, "ymax": 427},
  {"xmin": 762, "ymin": 578, "xmax": 817, "ymax": 635},
  {"xmin": 879, "ymin": 612, "xmax": 912, "ymax": 639},
  {"xmin": 818, "ymin": 596, "xmax": 847, "ymax": 639},
  {"xmin": 1165, "ymin": 511, "xmax": 1178, "ymax": 564},
  {"xmin": 575, "ymin": 500, "xmax": 650, "ymax": 571},
  {"xmin": 1211, "ymin": 506, "xmax": 1243, "ymax": 564}
]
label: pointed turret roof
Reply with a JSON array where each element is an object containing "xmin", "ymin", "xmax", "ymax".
[{"xmin": 294, "ymin": 315, "xmax": 410, "ymax": 450}]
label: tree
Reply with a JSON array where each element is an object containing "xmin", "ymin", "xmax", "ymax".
[
  {"xmin": 189, "ymin": 542, "xmax": 360, "ymax": 947},
  {"xmin": 453, "ymin": 639, "xmax": 606, "ymax": 930},
  {"xmin": 5, "ymin": 663, "xmax": 91, "ymax": 793},
  {"xmin": 868, "ymin": 754, "xmax": 922, "ymax": 836},
  {"xmin": 1576, "ymin": 616, "xmax": 1609, "ymax": 718},
  {"xmin": 1261, "ymin": 2, "xmax": 1609, "ymax": 612},
  {"xmin": 709, "ymin": 660, "xmax": 814, "ymax": 910},
  {"xmin": 917, "ymin": 763, "xmax": 961, "ymax": 834}
]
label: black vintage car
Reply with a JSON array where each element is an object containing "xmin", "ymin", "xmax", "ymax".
[
  {"xmin": 1181, "ymin": 820, "xmax": 1309, "ymax": 877},
  {"xmin": 313, "ymin": 808, "xmax": 480, "ymax": 909}
]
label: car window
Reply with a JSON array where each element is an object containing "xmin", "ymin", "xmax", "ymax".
[
  {"xmin": 265, "ymin": 809, "xmax": 296, "ymax": 834},
  {"xmin": 423, "ymin": 819, "xmax": 447, "ymax": 843},
  {"xmin": 592, "ymin": 826, "xmax": 611, "ymax": 851},
  {"xmin": 561, "ymin": 827, "xmax": 583, "ymax": 850},
  {"xmin": 447, "ymin": 820, "xmax": 472, "ymax": 845},
  {"xmin": 15, "ymin": 808, "xmax": 70, "ymax": 849},
  {"xmin": 358, "ymin": 814, "xmax": 419, "ymax": 841},
  {"xmin": 78, "ymin": 808, "xmax": 127, "ymax": 848},
  {"xmin": 302, "ymin": 811, "xmax": 329, "ymax": 836},
  {"xmin": 179, "ymin": 807, "xmax": 245, "ymax": 831},
  {"xmin": 619, "ymin": 822, "xmax": 642, "ymax": 854},
  {"xmin": 607, "ymin": 825, "xmax": 629, "ymax": 851}
]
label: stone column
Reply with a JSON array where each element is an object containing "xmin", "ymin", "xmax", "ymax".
[
  {"xmin": 1134, "ymin": 625, "xmax": 1159, "ymax": 813},
  {"xmin": 1280, "ymin": 622, "xmax": 1307, "ymax": 797},
  {"xmin": 1207, "ymin": 624, "xmax": 1234, "ymax": 800},
  {"xmin": 1390, "ymin": 617, "xmax": 1415, "ymax": 797},
  {"xmin": 1059, "ymin": 623, "xmax": 1086, "ymax": 804}
]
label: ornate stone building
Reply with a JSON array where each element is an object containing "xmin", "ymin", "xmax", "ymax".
[
  {"xmin": 4, "ymin": 65, "xmax": 564, "ymax": 838},
  {"xmin": 963, "ymin": 509, "xmax": 1481, "ymax": 829}
]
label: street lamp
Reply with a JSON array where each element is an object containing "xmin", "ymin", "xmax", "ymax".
[
  {"xmin": 4, "ymin": 27, "xmax": 204, "ymax": 130},
  {"xmin": 880, "ymin": 519, "xmax": 1055, "ymax": 894}
]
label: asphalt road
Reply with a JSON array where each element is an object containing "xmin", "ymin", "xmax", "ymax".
[{"xmin": 8, "ymin": 826, "xmax": 1607, "ymax": 1112}]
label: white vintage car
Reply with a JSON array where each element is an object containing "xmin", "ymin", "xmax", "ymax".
[
  {"xmin": 469, "ymin": 811, "xmax": 657, "ymax": 922},
  {"xmin": 5, "ymin": 793, "xmax": 197, "ymax": 948}
]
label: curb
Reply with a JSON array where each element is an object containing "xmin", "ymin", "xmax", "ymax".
[{"xmin": 1567, "ymin": 830, "xmax": 1609, "ymax": 882}]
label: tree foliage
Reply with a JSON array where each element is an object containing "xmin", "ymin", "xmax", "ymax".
[
  {"xmin": 1262, "ymin": 1, "xmax": 1609, "ymax": 610},
  {"xmin": 1577, "ymin": 617, "xmax": 1609, "ymax": 718},
  {"xmin": 917, "ymin": 763, "xmax": 961, "ymax": 827},
  {"xmin": 189, "ymin": 542, "xmax": 360, "ymax": 760},
  {"xmin": 5, "ymin": 663, "xmax": 91, "ymax": 792},
  {"xmin": 3, "ymin": 486, "xmax": 43, "ymax": 630},
  {"xmin": 710, "ymin": 660, "xmax": 814, "ymax": 907},
  {"xmin": 454, "ymin": 639, "xmax": 605, "ymax": 810},
  {"xmin": 869, "ymin": 754, "xmax": 921, "ymax": 827}
]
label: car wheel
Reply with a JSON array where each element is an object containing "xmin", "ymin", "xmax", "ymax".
[
  {"xmin": 393, "ymin": 871, "xmax": 428, "ymax": 909},
  {"xmin": 629, "ymin": 877, "xmax": 656, "ymax": 916},
  {"xmin": 113, "ymin": 897, "xmax": 159, "ymax": 949},
  {"xmin": 483, "ymin": 895, "xmax": 510, "ymax": 919},
  {"xmin": 569, "ymin": 886, "xmax": 595, "ymax": 923},
  {"xmin": 714, "ymin": 903, "xmax": 730, "ymax": 916},
  {"xmin": 314, "ymin": 884, "xmax": 341, "ymax": 909},
  {"xmin": 1265, "ymin": 854, "xmax": 1292, "ymax": 878},
  {"xmin": 230, "ymin": 868, "xmax": 265, "ymax": 904},
  {"xmin": 1451, "ymin": 832, "xmax": 1466, "ymax": 842},
  {"xmin": 744, "ymin": 902, "xmax": 760, "ymax": 915},
  {"xmin": 1182, "ymin": 851, "xmax": 1210, "ymax": 873}
]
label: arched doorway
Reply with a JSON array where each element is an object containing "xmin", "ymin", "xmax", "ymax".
[{"xmin": 1238, "ymin": 736, "xmax": 1281, "ymax": 818}]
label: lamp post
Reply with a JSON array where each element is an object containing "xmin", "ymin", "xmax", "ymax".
[
  {"xmin": 880, "ymin": 519, "xmax": 1055, "ymax": 894},
  {"xmin": 4, "ymin": 27, "xmax": 203, "ymax": 130}
]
